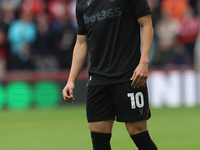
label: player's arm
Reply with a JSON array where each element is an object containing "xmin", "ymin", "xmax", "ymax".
[
  {"xmin": 62, "ymin": 35, "xmax": 88, "ymax": 103},
  {"xmin": 131, "ymin": 14, "xmax": 154, "ymax": 88}
]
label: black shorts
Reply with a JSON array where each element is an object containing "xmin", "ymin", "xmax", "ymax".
[{"xmin": 86, "ymin": 81, "xmax": 151, "ymax": 122}]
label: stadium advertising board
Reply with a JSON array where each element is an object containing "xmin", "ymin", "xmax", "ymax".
[
  {"xmin": 0, "ymin": 70, "xmax": 199, "ymax": 110},
  {"xmin": 148, "ymin": 69, "xmax": 200, "ymax": 108}
]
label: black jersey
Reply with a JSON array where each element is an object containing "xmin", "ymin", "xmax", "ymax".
[{"xmin": 76, "ymin": 0, "xmax": 151, "ymax": 86}]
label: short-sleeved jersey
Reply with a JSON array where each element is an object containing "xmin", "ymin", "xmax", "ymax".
[{"xmin": 76, "ymin": 0, "xmax": 151, "ymax": 86}]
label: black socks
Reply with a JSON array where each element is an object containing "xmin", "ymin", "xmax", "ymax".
[
  {"xmin": 131, "ymin": 131, "xmax": 158, "ymax": 150},
  {"xmin": 91, "ymin": 132, "xmax": 112, "ymax": 150},
  {"xmin": 91, "ymin": 131, "xmax": 157, "ymax": 150}
]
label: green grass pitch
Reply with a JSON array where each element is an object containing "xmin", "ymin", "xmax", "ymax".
[{"xmin": 0, "ymin": 105, "xmax": 200, "ymax": 150}]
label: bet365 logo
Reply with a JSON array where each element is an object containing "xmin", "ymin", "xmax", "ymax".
[{"xmin": 84, "ymin": 7, "xmax": 121, "ymax": 24}]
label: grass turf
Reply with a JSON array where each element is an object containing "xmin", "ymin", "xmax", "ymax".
[{"xmin": 0, "ymin": 105, "xmax": 200, "ymax": 150}]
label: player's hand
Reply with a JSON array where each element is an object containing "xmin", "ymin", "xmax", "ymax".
[
  {"xmin": 62, "ymin": 82, "xmax": 75, "ymax": 103},
  {"xmin": 131, "ymin": 63, "xmax": 148, "ymax": 88}
]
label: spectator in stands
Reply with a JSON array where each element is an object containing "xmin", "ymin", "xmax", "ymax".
[
  {"xmin": 50, "ymin": 0, "xmax": 76, "ymax": 69},
  {"xmin": 47, "ymin": 0, "xmax": 68, "ymax": 22},
  {"xmin": 21, "ymin": 0, "xmax": 46, "ymax": 16},
  {"xmin": 33, "ymin": 11, "xmax": 59, "ymax": 70},
  {"xmin": 177, "ymin": 6, "xmax": 200, "ymax": 62},
  {"xmin": 8, "ymin": 9, "xmax": 36, "ymax": 70},
  {"xmin": 0, "ymin": 1, "xmax": 17, "ymax": 32},
  {"xmin": 151, "ymin": 10, "xmax": 179, "ymax": 67},
  {"xmin": 161, "ymin": 0, "xmax": 189, "ymax": 21}
]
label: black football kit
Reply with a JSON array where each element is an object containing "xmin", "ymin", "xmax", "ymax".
[
  {"xmin": 76, "ymin": 0, "xmax": 151, "ymax": 86},
  {"xmin": 76, "ymin": 0, "xmax": 152, "ymax": 122}
]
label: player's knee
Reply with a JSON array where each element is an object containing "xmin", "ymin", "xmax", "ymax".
[
  {"xmin": 88, "ymin": 120, "xmax": 113, "ymax": 133},
  {"xmin": 125, "ymin": 120, "xmax": 147, "ymax": 135},
  {"xmin": 89, "ymin": 125, "xmax": 112, "ymax": 133},
  {"xmin": 127, "ymin": 127, "xmax": 147, "ymax": 135}
]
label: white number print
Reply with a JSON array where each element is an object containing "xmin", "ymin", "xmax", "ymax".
[{"xmin": 127, "ymin": 92, "xmax": 144, "ymax": 109}]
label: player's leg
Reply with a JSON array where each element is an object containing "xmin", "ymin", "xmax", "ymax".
[
  {"xmin": 89, "ymin": 120, "xmax": 114, "ymax": 133},
  {"xmin": 89, "ymin": 120, "xmax": 114, "ymax": 150},
  {"xmin": 112, "ymin": 81, "xmax": 157, "ymax": 150},
  {"xmin": 125, "ymin": 120, "xmax": 157, "ymax": 150},
  {"xmin": 125, "ymin": 119, "xmax": 147, "ymax": 135},
  {"xmin": 87, "ymin": 85, "xmax": 115, "ymax": 150}
]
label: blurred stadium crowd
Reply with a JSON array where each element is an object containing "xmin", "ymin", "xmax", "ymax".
[
  {"xmin": 0, "ymin": 0, "xmax": 77, "ymax": 76},
  {"xmin": 0, "ymin": 0, "xmax": 199, "ymax": 78}
]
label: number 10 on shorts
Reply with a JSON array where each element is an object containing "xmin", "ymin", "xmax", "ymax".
[{"xmin": 127, "ymin": 92, "xmax": 144, "ymax": 109}]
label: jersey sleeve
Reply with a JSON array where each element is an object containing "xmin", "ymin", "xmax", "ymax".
[
  {"xmin": 130, "ymin": 0, "xmax": 151, "ymax": 19},
  {"xmin": 76, "ymin": 2, "xmax": 87, "ymax": 35}
]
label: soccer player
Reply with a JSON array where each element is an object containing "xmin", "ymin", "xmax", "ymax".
[{"xmin": 62, "ymin": 0, "xmax": 157, "ymax": 149}]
